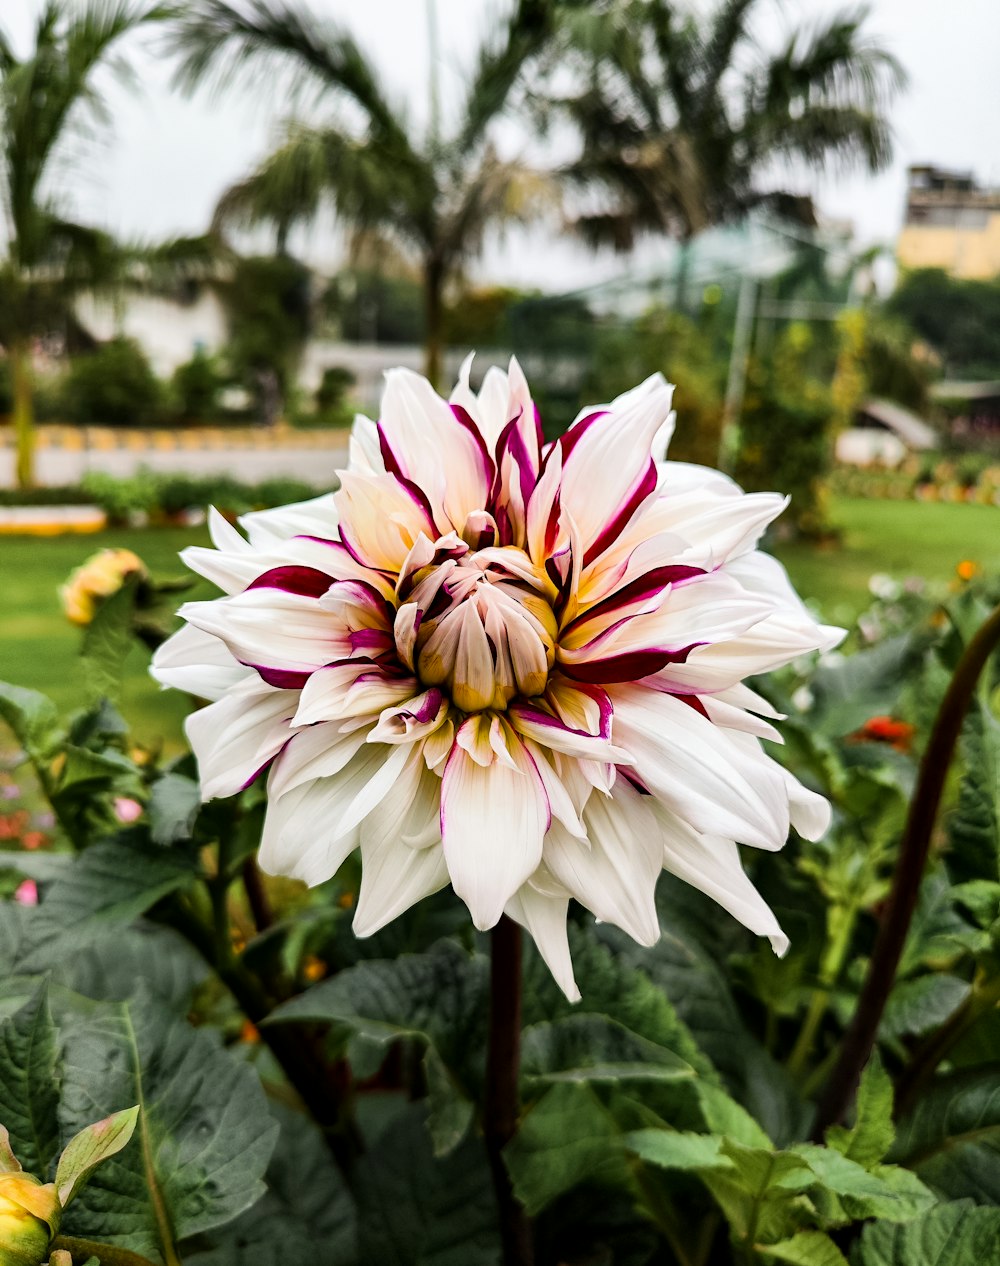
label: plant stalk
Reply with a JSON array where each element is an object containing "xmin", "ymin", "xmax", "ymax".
[
  {"xmin": 484, "ymin": 915, "xmax": 533, "ymax": 1266},
  {"xmin": 11, "ymin": 340, "xmax": 35, "ymax": 491},
  {"xmin": 812, "ymin": 601, "xmax": 1000, "ymax": 1138}
]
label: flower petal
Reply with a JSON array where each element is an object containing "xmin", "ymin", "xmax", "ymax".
[
  {"xmin": 186, "ymin": 677, "xmax": 298, "ymax": 800},
  {"xmin": 505, "ymin": 882, "xmax": 580, "ymax": 1003},
  {"xmin": 441, "ymin": 724, "xmax": 548, "ymax": 929}
]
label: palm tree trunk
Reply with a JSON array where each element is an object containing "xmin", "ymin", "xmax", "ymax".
[
  {"xmin": 11, "ymin": 340, "xmax": 36, "ymax": 490},
  {"xmin": 424, "ymin": 258, "xmax": 444, "ymax": 389}
]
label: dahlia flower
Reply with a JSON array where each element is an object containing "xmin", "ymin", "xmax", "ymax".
[{"xmin": 153, "ymin": 359, "xmax": 840, "ymax": 1000}]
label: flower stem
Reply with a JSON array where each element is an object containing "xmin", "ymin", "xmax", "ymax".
[
  {"xmin": 787, "ymin": 902, "xmax": 857, "ymax": 1078},
  {"xmin": 812, "ymin": 601, "xmax": 1000, "ymax": 1139},
  {"xmin": 485, "ymin": 915, "xmax": 533, "ymax": 1266}
]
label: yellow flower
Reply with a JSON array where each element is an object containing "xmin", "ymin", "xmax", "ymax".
[
  {"xmin": 0, "ymin": 1172, "xmax": 59, "ymax": 1266},
  {"xmin": 59, "ymin": 548, "xmax": 146, "ymax": 627}
]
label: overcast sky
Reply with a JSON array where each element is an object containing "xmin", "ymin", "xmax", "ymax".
[{"xmin": 6, "ymin": 0, "xmax": 1000, "ymax": 291}]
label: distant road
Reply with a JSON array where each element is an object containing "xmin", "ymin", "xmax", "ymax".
[{"xmin": 0, "ymin": 425, "xmax": 350, "ymax": 488}]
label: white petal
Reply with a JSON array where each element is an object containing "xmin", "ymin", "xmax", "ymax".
[
  {"xmin": 440, "ymin": 729, "xmax": 548, "ymax": 930},
  {"xmin": 185, "ymin": 677, "xmax": 297, "ymax": 800},
  {"xmin": 181, "ymin": 588, "xmax": 341, "ymax": 675},
  {"xmin": 239, "ymin": 491, "xmax": 339, "ymax": 546},
  {"xmin": 353, "ymin": 758, "xmax": 450, "ymax": 936},
  {"xmin": 151, "ymin": 624, "xmax": 249, "ymax": 700},
  {"xmin": 655, "ymin": 809, "xmax": 788, "ymax": 955},
  {"xmin": 268, "ymin": 723, "xmax": 369, "ymax": 798},
  {"xmin": 545, "ymin": 779, "xmax": 661, "ymax": 947},
  {"xmin": 505, "ymin": 882, "xmax": 580, "ymax": 1003},
  {"xmin": 610, "ymin": 686, "xmax": 790, "ymax": 850}
]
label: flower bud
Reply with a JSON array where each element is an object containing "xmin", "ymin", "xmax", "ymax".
[
  {"xmin": 60, "ymin": 549, "xmax": 147, "ymax": 627},
  {"xmin": 0, "ymin": 1172, "xmax": 59, "ymax": 1266}
]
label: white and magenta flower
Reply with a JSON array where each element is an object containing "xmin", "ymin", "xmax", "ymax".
[{"xmin": 153, "ymin": 359, "xmax": 841, "ymax": 1000}]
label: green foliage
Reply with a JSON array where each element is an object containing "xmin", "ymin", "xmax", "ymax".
[
  {"xmin": 60, "ymin": 339, "xmax": 164, "ymax": 429},
  {"xmin": 2, "ymin": 564, "xmax": 1000, "ymax": 1260},
  {"xmin": 887, "ymin": 268, "xmax": 1000, "ymax": 378},
  {"xmin": 736, "ymin": 324, "xmax": 834, "ymax": 539},
  {"xmin": 78, "ymin": 469, "xmax": 323, "ymax": 524},
  {"xmin": 170, "ymin": 350, "xmax": 227, "ymax": 422}
]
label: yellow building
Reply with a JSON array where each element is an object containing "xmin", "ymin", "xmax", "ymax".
[{"xmin": 897, "ymin": 165, "xmax": 1000, "ymax": 280}]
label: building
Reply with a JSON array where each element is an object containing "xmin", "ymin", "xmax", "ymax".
[{"xmin": 897, "ymin": 165, "xmax": 1000, "ymax": 280}]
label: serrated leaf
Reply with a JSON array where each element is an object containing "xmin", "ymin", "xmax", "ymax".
[
  {"xmin": 791, "ymin": 1144, "xmax": 934, "ymax": 1222},
  {"xmin": 354, "ymin": 1103, "xmax": 498, "ymax": 1266},
  {"xmin": 166, "ymin": 1102, "xmax": 357, "ymax": 1266},
  {"xmin": 0, "ymin": 681, "xmax": 62, "ymax": 761},
  {"xmin": 15, "ymin": 836, "xmax": 197, "ymax": 973},
  {"xmin": 57, "ymin": 991, "xmax": 278, "ymax": 1259},
  {"xmin": 147, "ymin": 774, "xmax": 199, "ymax": 846},
  {"xmin": 55, "ymin": 1107, "xmax": 139, "ymax": 1208},
  {"xmin": 881, "ymin": 975, "xmax": 972, "ymax": 1041},
  {"xmin": 893, "ymin": 1069, "xmax": 1000, "ymax": 1203},
  {"xmin": 625, "ymin": 1128, "xmax": 730, "ymax": 1172},
  {"xmin": 81, "ymin": 576, "xmax": 139, "ymax": 702},
  {"xmin": 504, "ymin": 1081, "xmax": 633, "ymax": 1216},
  {"xmin": 269, "ymin": 940, "xmax": 486, "ymax": 1153},
  {"xmin": 762, "ymin": 1231, "xmax": 849, "ymax": 1266},
  {"xmin": 0, "ymin": 984, "xmax": 60, "ymax": 1176},
  {"xmin": 853, "ymin": 1200, "xmax": 1000, "ymax": 1265},
  {"xmin": 948, "ymin": 705, "xmax": 1000, "ymax": 884},
  {"xmin": 521, "ymin": 1014, "xmax": 695, "ymax": 1085},
  {"xmin": 826, "ymin": 1054, "xmax": 895, "ymax": 1168}
]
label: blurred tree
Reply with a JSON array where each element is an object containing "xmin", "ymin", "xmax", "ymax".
[
  {"xmin": 61, "ymin": 335, "xmax": 164, "ymax": 427},
  {"xmin": 886, "ymin": 268, "xmax": 1000, "ymax": 379},
  {"xmin": 171, "ymin": 348, "xmax": 228, "ymax": 422},
  {"xmin": 218, "ymin": 254, "xmax": 312, "ymax": 425},
  {"xmin": 556, "ymin": 0, "xmax": 904, "ymax": 301},
  {"xmin": 0, "ymin": 0, "xmax": 170, "ymax": 486},
  {"xmin": 171, "ymin": 0, "xmax": 561, "ymax": 387}
]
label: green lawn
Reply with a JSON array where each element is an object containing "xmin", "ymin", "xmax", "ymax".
[{"xmin": 0, "ymin": 498, "xmax": 996, "ymax": 748}]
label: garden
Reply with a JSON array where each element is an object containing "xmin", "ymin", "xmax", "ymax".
[{"xmin": 2, "ymin": 2, "xmax": 1000, "ymax": 1266}]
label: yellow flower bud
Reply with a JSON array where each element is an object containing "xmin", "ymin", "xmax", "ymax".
[
  {"xmin": 59, "ymin": 548, "xmax": 147, "ymax": 627},
  {"xmin": 0, "ymin": 1172, "xmax": 59, "ymax": 1266}
]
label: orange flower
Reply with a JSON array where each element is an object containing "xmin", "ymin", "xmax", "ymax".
[
  {"xmin": 302, "ymin": 956, "xmax": 326, "ymax": 982},
  {"xmin": 956, "ymin": 559, "xmax": 979, "ymax": 582},
  {"xmin": 853, "ymin": 715, "xmax": 915, "ymax": 753}
]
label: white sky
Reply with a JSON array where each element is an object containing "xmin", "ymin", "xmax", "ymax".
[{"xmin": 6, "ymin": 0, "xmax": 1000, "ymax": 291}]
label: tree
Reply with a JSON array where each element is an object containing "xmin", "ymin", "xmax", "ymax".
[
  {"xmin": 170, "ymin": 0, "xmax": 560, "ymax": 387},
  {"xmin": 0, "ymin": 0, "xmax": 170, "ymax": 487},
  {"xmin": 886, "ymin": 268, "xmax": 1000, "ymax": 379},
  {"xmin": 556, "ymin": 0, "xmax": 904, "ymax": 292}
]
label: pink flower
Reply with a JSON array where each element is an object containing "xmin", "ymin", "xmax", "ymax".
[
  {"xmin": 153, "ymin": 359, "xmax": 841, "ymax": 1000},
  {"xmin": 114, "ymin": 797, "xmax": 144, "ymax": 824},
  {"xmin": 14, "ymin": 879, "xmax": 38, "ymax": 906}
]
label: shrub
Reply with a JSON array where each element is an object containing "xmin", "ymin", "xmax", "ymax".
[
  {"xmin": 170, "ymin": 350, "xmax": 227, "ymax": 422},
  {"xmin": 61, "ymin": 337, "xmax": 164, "ymax": 427}
]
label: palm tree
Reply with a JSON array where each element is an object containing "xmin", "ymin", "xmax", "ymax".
[
  {"xmin": 0, "ymin": 1, "xmax": 171, "ymax": 488},
  {"xmin": 556, "ymin": 0, "xmax": 905, "ymax": 296},
  {"xmin": 170, "ymin": 0, "xmax": 560, "ymax": 387}
]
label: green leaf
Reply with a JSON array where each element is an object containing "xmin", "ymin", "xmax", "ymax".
[
  {"xmin": 761, "ymin": 1231, "xmax": 849, "ymax": 1266},
  {"xmin": 504, "ymin": 1081, "xmax": 634, "ymax": 1216},
  {"xmin": 790, "ymin": 1144, "xmax": 934, "ymax": 1222},
  {"xmin": 625, "ymin": 1128, "xmax": 730, "ymax": 1172},
  {"xmin": 521, "ymin": 1014, "xmax": 696, "ymax": 1085},
  {"xmin": 354, "ymin": 1103, "xmax": 498, "ymax": 1266},
  {"xmin": 81, "ymin": 575, "xmax": 139, "ymax": 702},
  {"xmin": 0, "ymin": 984, "xmax": 60, "ymax": 1176},
  {"xmin": 853, "ymin": 1200, "xmax": 1000, "ymax": 1265},
  {"xmin": 269, "ymin": 940, "xmax": 487, "ymax": 1154},
  {"xmin": 826, "ymin": 1054, "xmax": 895, "ymax": 1168},
  {"xmin": 809, "ymin": 633, "xmax": 925, "ymax": 737},
  {"xmin": 55, "ymin": 1107, "xmax": 139, "ymax": 1208},
  {"xmin": 57, "ymin": 991, "xmax": 278, "ymax": 1258},
  {"xmin": 181, "ymin": 1102, "xmax": 356, "ymax": 1265},
  {"xmin": 893, "ymin": 1069, "xmax": 1000, "ymax": 1203},
  {"xmin": 0, "ymin": 681, "xmax": 62, "ymax": 761},
  {"xmin": 948, "ymin": 705, "xmax": 1000, "ymax": 884},
  {"xmin": 147, "ymin": 774, "xmax": 199, "ymax": 846},
  {"xmin": 15, "ymin": 836, "xmax": 197, "ymax": 973},
  {"xmin": 881, "ymin": 975, "xmax": 972, "ymax": 1041}
]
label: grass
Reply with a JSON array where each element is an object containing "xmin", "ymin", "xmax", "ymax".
[
  {"xmin": 773, "ymin": 497, "xmax": 1000, "ymax": 629},
  {"xmin": 0, "ymin": 498, "xmax": 996, "ymax": 749}
]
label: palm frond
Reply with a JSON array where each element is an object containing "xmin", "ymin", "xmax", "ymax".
[
  {"xmin": 457, "ymin": 0, "xmax": 560, "ymax": 155},
  {"xmin": 440, "ymin": 150, "xmax": 555, "ymax": 267},
  {"xmin": 170, "ymin": 0, "xmax": 409, "ymax": 148}
]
